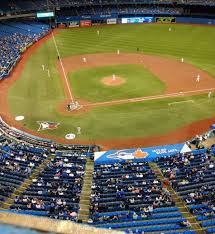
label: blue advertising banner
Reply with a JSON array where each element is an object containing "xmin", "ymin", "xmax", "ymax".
[
  {"xmin": 176, "ymin": 17, "xmax": 215, "ymax": 25},
  {"xmin": 57, "ymin": 14, "xmax": 118, "ymax": 23},
  {"xmin": 94, "ymin": 143, "xmax": 191, "ymax": 165},
  {"xmin": 57, "ymin": 15, "xmax": 215, "ymax": 25}
]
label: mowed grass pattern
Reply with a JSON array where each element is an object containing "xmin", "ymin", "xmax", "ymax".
[
  {"xmin": 7, "ymin": 24, "xmax": 215, "ymax": 141},
  {"xmin": 69, "ymin": 64, "xmax": 165, "ymax": 102},
  {"xmin": 57, "ymin": 24, "xmax": 215, "ymax": 75}
]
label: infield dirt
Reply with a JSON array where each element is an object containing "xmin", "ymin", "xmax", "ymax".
[{"xmin": 101, "ymin": 76, "xmax": 125, "ymax": 86}]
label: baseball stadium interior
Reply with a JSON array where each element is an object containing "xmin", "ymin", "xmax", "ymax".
[{"xmin": 0, "ymin": 1, "xmax": 215, "ymax": 234}]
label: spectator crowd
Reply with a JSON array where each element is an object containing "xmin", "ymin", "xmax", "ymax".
[
  {"xmin": 0, "ymin": 22, "xmax": 50, "ymax": 79},
  {"xmin": 156, "ymin": 150, "xmax": 215, "ymax": 233}
]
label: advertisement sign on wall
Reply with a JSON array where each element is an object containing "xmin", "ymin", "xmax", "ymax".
[
  {"xmin": 57, "ymin": 14, "xmax": 118, "ymax": 23},
  {"xmin": 107, "ymin": 18, "xmax": 117, "ymax": 25},
  {"xmin": 122, "ymin": 17, "xmax": 153, "ymax": 24},
  {"xmin": 80, "ymin": 20, "xmax": 92, "ymax": 27},
  {"xmin": 68, "ymin": 21, "xmax": 79, "ymax": 28},
  {"xmin": 94, "ymin": 143, "xmax": 192, "ymax": 164},
  {"xmin": 156, "ymin": 17, "xmax": 176, "ymax": 23}
]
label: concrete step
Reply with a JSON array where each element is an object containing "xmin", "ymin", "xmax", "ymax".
[
  {"xmin": 80, "ymin": 201, "xmax": 90, "ymax": 205},
  {"xmin": 80, "ymin": 196, "xmax": 91, "ymax": 201}
]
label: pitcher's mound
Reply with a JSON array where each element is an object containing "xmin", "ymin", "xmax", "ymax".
[{"xmin": 101, "ymin": 76, "xmax": 125, "ymax": 86}]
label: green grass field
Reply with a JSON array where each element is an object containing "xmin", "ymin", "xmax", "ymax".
[
  {"xmin": 7, "ymin": 24, "xmax": 215, "ymax": 142},
  {"xmin": 69, "ymin": 64, "xmax": 165, "ymax": 102}
]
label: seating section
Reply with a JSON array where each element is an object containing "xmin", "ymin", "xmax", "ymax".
[
  {"xmin": 156, "ymin": 151, "xmax": 215, "ymax": 233},
  {"xmin": 0, "ymin": 135, "xmax": 49, "ymax": 203},
  {"xmin": 0, "ymin": 21, "xmax": 50, "ymax": 79},
  {"xmin": 0, "ymin": 116, "xmax": 95, "ymax": 222},
  {"xmin": 59, "ymin": 5, "xmax": 182, "ymax": 17},
  {"xmin": 0, "ymin": 117, "xmax": 214, "ymax": 233},
  {"xmin": 1, "ymin": 0, "xmax": 215, "ymax": 17},
  {"xmin": 7, "ymin": 0, "xmax": 215, "ymax": 13},
  {"xmin": 1, "ymin": 116, "xmax": 214, "ymax": 232},
  {"xmin": 10, "ymin": 151, "xmax": 88, "ymax": 221},
  {"xmin": 89, "ymin": 161, "xmax": 192, "ymax": 233}
]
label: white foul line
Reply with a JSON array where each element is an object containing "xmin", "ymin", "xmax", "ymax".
[
  {"xmin": 182, "ymin": 87, "xmax": 215, "ymax": 94},
  {"xmin": 83, "ymin": 87, "xmax": 215, "ymax": 107},
  {"xmin": 168, "ymin": 100, "xmax": 194, "ymax": 106},
  {"xmin": 51, "ymin": 31, "xmax": 74, "ymax": 102}
]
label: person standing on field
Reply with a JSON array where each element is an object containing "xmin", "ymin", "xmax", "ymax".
[
  {"xmin": 208, "ymin": 91, "xmax": 212, "ymax": 98},
  {"xmin": 196, "ymin": 74, "xmax": 200, "ymax": 82}
]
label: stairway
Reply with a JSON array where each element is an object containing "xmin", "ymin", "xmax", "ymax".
[
  {"xmin": 149, "ymin": 163, "xmax": 206, "ymax": 234},
  {"xmin": 77, "ymin": 157, "xmax": 94, "ymax": 223},
  {"xmin": 0, "ymin": 154, "xmax": 56, "ymax": 210}
]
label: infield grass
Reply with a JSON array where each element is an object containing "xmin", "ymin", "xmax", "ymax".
[
  {"xmin": 69, "ymin": 64, "xmax": 165, "ymax": 102},
  {"xmin": 7, "ymin": 24, "xmax": 215, "ymax": 142}
]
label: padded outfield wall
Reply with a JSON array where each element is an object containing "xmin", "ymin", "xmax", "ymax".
[{"xmin": 56, "ymin": 15, "xmax": 215, "ymax": 27}]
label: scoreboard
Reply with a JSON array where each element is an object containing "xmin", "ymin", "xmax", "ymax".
[{"xmin": 37, "ymin": 12, "xmax": 55, "ymax": 18}]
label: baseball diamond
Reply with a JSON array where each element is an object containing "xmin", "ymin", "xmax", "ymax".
[
  {"xmin": 1, "ymin": 24, "xmax": 215, "ymax": 149},
  {"xmin": 1, "ymin": 1, "xmax": 215, "ymax": 234}
]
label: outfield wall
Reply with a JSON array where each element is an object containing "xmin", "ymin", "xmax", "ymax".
[
  {"xmin": 94, "ymin": 146, "xmax": 213, "ymax": 165},
  {"xmin": 176, "ymin": 17, "xmax": 215, "ymax": 24},
  {"xmin": 56, "ymin": 15, "xmax": 215, "ymax": 27}
]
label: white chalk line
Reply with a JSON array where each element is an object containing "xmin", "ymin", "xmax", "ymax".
[
  {"xmin": 168, "ymin": 100, "xmax": 194, "ymax": 106},
  {"xmin": 82, "ymin": 87, "xmax": 215, "ymax": 107},
  {"xmin": 51, "ymin": 31, "xmax": 74, "ymax": 102}
]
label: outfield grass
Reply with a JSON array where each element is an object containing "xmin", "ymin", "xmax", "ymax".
[
  {"xmin": 69, "ymin": 64, "xmax": 165, "ymax": 102},
  {"xmin": 56, "ymin": 24, "xmax": 215, "ymax": 76},
  {"xmin": 7, "ymin": 24, "xmax": 215, "ymax": 141}
]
